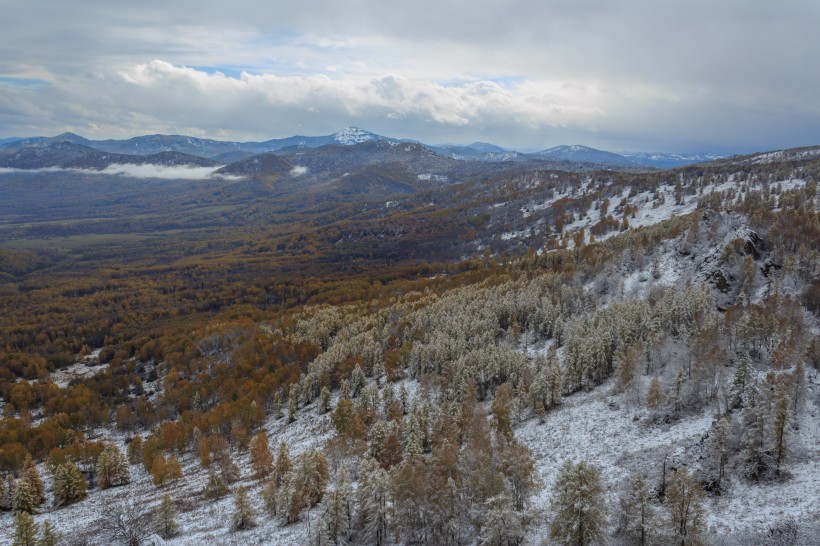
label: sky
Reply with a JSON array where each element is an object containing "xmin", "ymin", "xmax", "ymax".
[{"xmin": 1, "ymin": 1, "xmax": 818, "ymax": 154}]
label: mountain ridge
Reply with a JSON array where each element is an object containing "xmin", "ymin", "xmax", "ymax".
[{"xmin": 1, "ymin": 128, "xmax": 732, "ymax": 169}]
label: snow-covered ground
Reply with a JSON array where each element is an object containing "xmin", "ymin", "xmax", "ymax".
[
  {"xmin": 705, "ymin": 368, "xmax": 820, "ymax": 535},
  {"xmin": 48, "ymin": 349, "xmax": 108, "ymax": 388},
  {"xmin": 512, "ymin": 175, "xmax": 815, "ymax": 251},
  {"xmin": 2, "ymin": 174, "xmax": 818, "ymax": 544},
  {"xmin": 3, "ymin": 351, "xmax": 818, "ymax": 544}
]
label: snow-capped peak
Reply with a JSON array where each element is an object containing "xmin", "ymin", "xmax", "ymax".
[{"xmin": 333, "ymin": 127, "xmax": 376, "ymax": 145}]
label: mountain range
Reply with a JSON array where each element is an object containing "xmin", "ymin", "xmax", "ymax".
[{"xmin": 0, "ymin": 128, "xmax": 725, "ymax": 170}]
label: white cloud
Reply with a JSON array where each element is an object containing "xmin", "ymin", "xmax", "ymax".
[
  {"xmin": 290, "ymin": 165, "xmax": 308, "ymax": 176},
  {"xmin": 99, "ymin": 163, "xmax": 227, "ymax": 180},
  {"xmin": 111, "ymin": 60, "xmax": 604, "ymax": 131},
  {"xmin": 0, "ymin": 164, "xmax": 236, "ymax": 180}
]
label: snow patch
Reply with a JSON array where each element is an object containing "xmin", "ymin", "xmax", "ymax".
[
  {"xmin": 333, "ymin": 127, "xmax": 375, "ymax": 145},
  {"xmin": 417, "ymin": 173, "xmax": 448, "ymax": 182}
]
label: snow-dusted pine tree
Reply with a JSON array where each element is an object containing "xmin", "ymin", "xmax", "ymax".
[
  {"xmin": 38, "ymin": 520, "xmax": 60, "ymax": 546},
  {"xmin": 14, "ymin": 477, "xmax": 38, "ymax": 513},
  {"xmin": 204, "ymin": 468, "xmax": 228, "ymax": 499},
  {"xmin": 98, "ymin": 444, "xmax": 130, "ymax": 489},
  {"xmin": 621, "ymin": 474, "xmax": 656, "ymax": 546},
  {"xmin": 12, "ymin": 510, "xmax": 38, "ymax": 546},
  {"xmin": 729, "ymin": 352, "xmax": 752, "ymax": 409},
  {"xmin": 357, "ymin": 458, "xmax": 389, "ymax": 546},
  {"xmin": 21, "ymin": 455, "xmax": 44, "ymax": 507},
  {"xmin": 154, "ymin": 493, "xmax": 179, "ymax": 539},
  {"xmin": 322, "ymin": 466, "xmax": 352, "ymax": 545},
  {"xmin": 478, "ymin": 494, "xmax": 525, "ymax": 546},
  {"xmin": 549, "ymin": 460, "xmax": 605, "ymax": 546},
  {"xmin": 1, "ymin": 474, "xmax": 14, "ymax": 510},
  {"xmin": 231, "ymin": 485, "xmax": 256, "ymax": 531},
  {"xmin": 773, "ymin": 384, "xmax": 791, "ymax": 476},
  {"xmin": 275, "ymin": 440, "xmax": 293, "ymax": 486},
  {"xmin": 53, "ymin": 462, "xmax": 87, "ymax": 507}
]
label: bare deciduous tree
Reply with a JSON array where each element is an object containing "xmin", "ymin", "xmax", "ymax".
[{"xmin": 97, "ymin": 502, "xmax": 153, "ymax": 546}]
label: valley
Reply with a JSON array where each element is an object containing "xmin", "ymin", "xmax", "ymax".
[{"xmin": 0, "ymin": 131, "xmax": 819, "ymax": 545}]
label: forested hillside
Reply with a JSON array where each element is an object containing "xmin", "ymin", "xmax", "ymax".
[{"xmin": 1, "ymin": 148, "xmax": 818, "ymax": 545}]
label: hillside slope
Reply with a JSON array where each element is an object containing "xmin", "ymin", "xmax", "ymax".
[{"xmin": 0, "ymin": 155, "xmax": 818, "ymax": 545}]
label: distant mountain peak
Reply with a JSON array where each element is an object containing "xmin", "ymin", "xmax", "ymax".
[
  {"xmin": 52, "ymin": 131, "xmax": 85, "ymax": 140},
  {"xmin": 333, "ymin": 127, "xmax": 378, "ymax": 145},
  {"xmin": 544, "ymin": 144, "xmax": 597, "ymax": 153},
  {"xmin": 536, "ymin": 144, "xmax": 636, "ymax": 166}
]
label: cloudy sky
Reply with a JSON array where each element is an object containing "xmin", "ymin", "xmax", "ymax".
[{"xmin": 1, "ymin": 0, "xmax": 818, "ymax": 153}]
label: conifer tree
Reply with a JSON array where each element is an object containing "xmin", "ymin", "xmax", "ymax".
[
  {"xmin": 53, "ymin": 462, "xmax": 87, "ymax": 507},
  {"xmin": 530, "ymin": 364, "xmax": 549, "ymax": 421},
  {"xmin": 706, "ymin": 417, "xmax": 730, "ymax": 493},
  {"xmin": 729, "ymin": 353, "xmax": 751, "ymax": 409},
  {"xmin": 368, "ymin": 419, "xmax": 389, "ymax": 459},
  {"xmin": 250, "ymin": 431, "xmax": 274, "ymax": 479},
  {"xmin": 498, "ymin": 442, "xmax": 537, "ymax": 511},
  {"xmin": 340, "ymin": 379, "xmax": 351, "ymax": 401},
  {"xmin": 204, "ymin": 468, "xmax": 228, "ymax": 499},
  {"xmin": 773, "ymin": 385, "xmax": 790, "ymax": 476},
  {"xmin": 299, "ymin": 450, "xmax": 329, "ymax": 509},
  {"xmin": 322, "ymin": 467, "xmax": 352, "ymax": 545},
  {"xmin": 276, "ymin": 471, "xmax": 300, "ymax": 524},
  {"xmin": 154, "ymin": 494, "xmax": 179, "ymax": 539},
  {"xmin": 665, "ymin": 468, "xmax": 704, "ymax": 546},
  {"xmin": 404, "ymin": 429, "xmax": 423, "ymax": 465},
  {"xmin": 272, "ymin": 390, "xmax": 282, "ymax": 419},
  {"xmin": 491, "ymin": 383, "xmax": 514, "ymax": 442},
  {"xmin": 745, "ymin": 395, "xmax": 771, "ymax": 480},
  {"xmin": 298, "ymin": 450, "xmax": 329, "ymax": 538},
  {"xmin": 12, "ymin": 510, "xmax": 38, "ymax": 546},
  {"xmin": 14, "ymin": 477, "xmax": 38, "ymax": 514},
  {"xmin": 288, "ymin": 384, "xmax": 299, "ymax": 423},
  {"xmin": 98, "ymin": 448, "xmax": 115, "ymax": 489},
  {"xmin": 98, "ymin": 444, "xmax": 130, "ymax": 489},
  {"xmin": 275, "ymin": 440, "xmax": 293, "ymax": 485},
  {"xmin": 262, "ymin": 478, "xmax": 278, "ymax": 516},
  {"xmin": 320, "ymin": 386, "xmax": 332, "ymax": 414},
  {"xmin": 374, "ymin": 358, "xmax": 386, "ymax": 387},
  {"xmin": 2, "ymin": 473, "xmax": 16, "ymax": 510},
  {"xmin": 218, "ymin": 450, "xmax": 240, "ymax": 484},
  {"xmin": 399, "ymin": 384, "xmax": 409, "ymax": 414},
  {"xmin": 622, "ymin": 474, "xmax": 655, "ymax": 546},
  {"xmin": 479, "ymin": 494, "xmax": 525, "ymax": 546},
  {"xmin": 21, "ymin": 455, "xmax": 45, "ymax": 507},
  {"xmin": 357, "ymin": 458, "xmax": 389, "ymax": 546},
  {"xmin": 38, "ymin": 520, "xmax": 60, "ymax": 546},
  {"xmin": 312, "ymin": 515, "xmax": 333, "ymax": 546},
  {"xmin": 546, "ymin": 347, "xmax": 563, "ymax": 407},
  {"xmin": 550, "ymin": 460, "xmax": 605, "ymax": 546},
  {"xmin": 351, "ymin": 365, "xmax": 365, "ymax": 398},
  {"xmin": 231, "ymin": 485, "xmax": 256, "ymax": 531}
]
